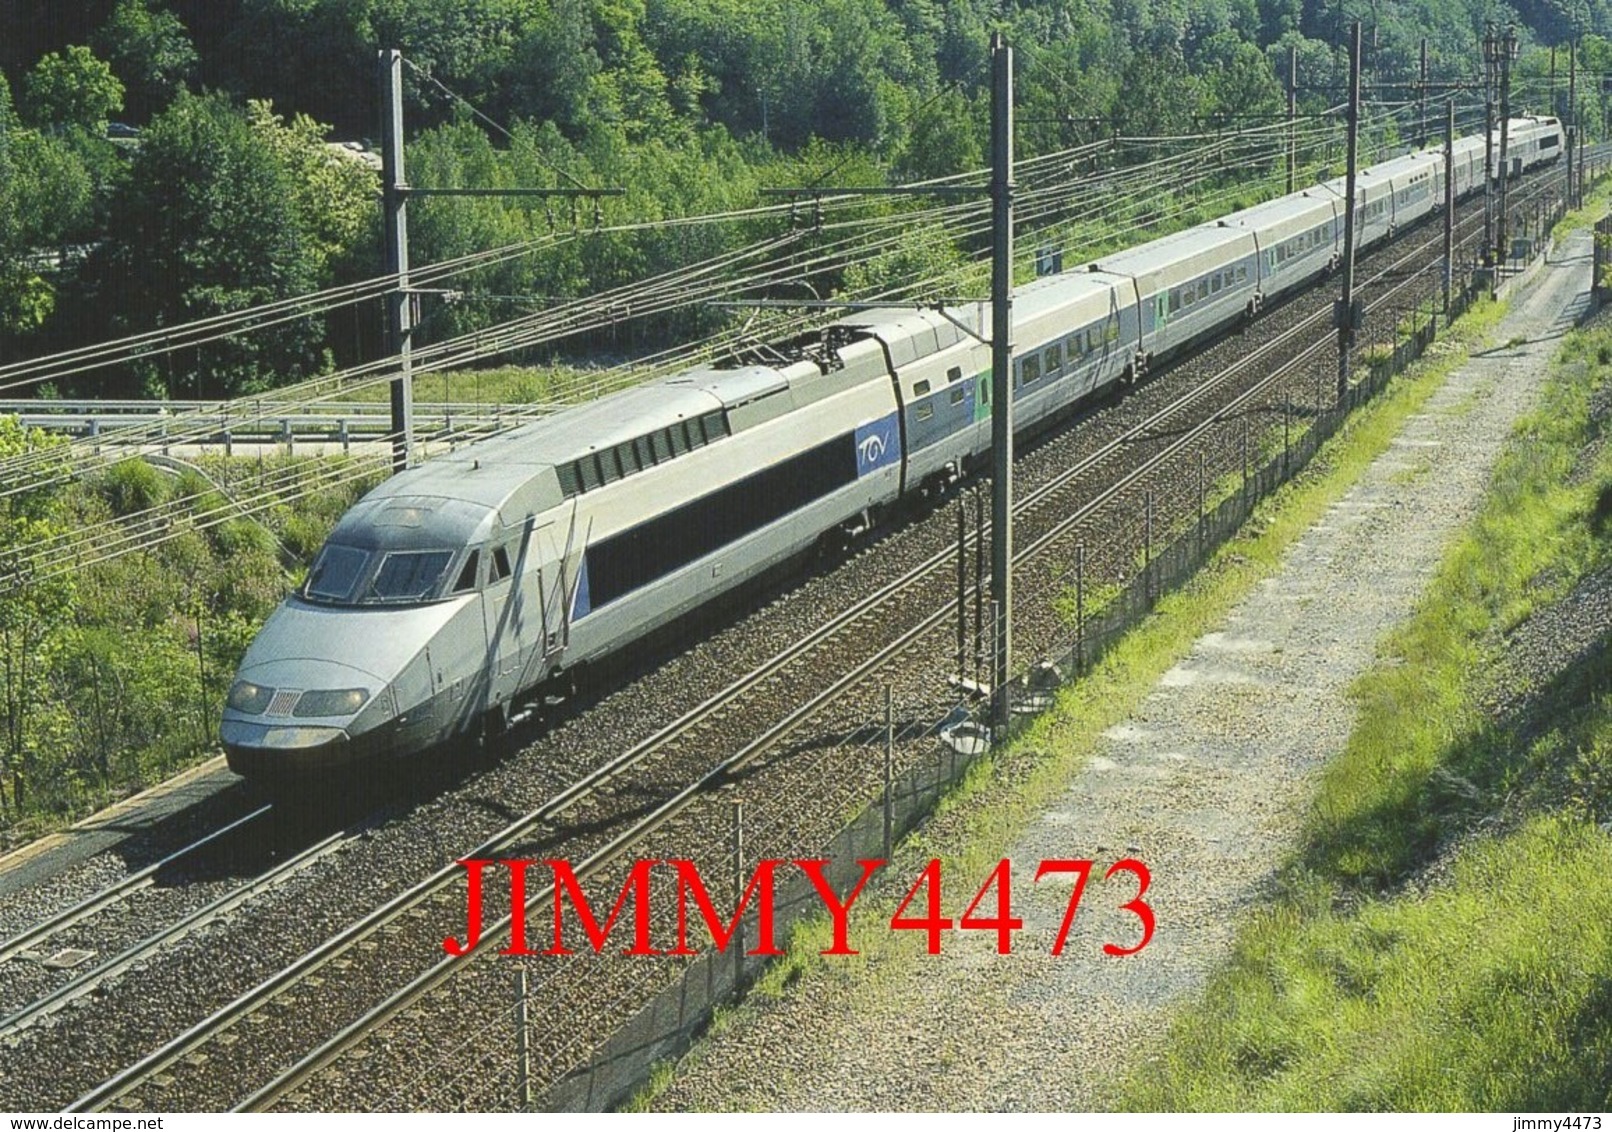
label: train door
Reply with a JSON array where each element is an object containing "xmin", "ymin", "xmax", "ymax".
[{"xmin": 481, "ymin": 535, "xmax": 520, "ymax": 706}]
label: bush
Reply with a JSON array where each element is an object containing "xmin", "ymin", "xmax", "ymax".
[{"xmin": 97, "ymin": 458, "xmax": 168, "ymax": 516}]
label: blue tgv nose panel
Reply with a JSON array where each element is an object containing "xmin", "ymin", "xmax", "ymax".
[{"xmin": 854, "ymin": 413, "xmax": 902, "ymax": 476}]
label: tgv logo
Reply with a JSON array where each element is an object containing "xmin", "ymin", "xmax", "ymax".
[{"xmin": 858, "ymin": 431, "xmax": 890, "ymax": 465}]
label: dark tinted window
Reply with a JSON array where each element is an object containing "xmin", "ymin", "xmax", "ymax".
[
  {"xmin": 453, "ymin": 550, "xmax": 480, "ymax": 593},
  {"xmin": 369, "ymin": 551, "xmax": 453, "ymax": 602},
  {"xmin": 306, "ymin": 544, "xmax": 370, "ymax": 602},
  {"xmin": 490, "ymin": 546, "xmax": 512, "ymax": 583},
  {"xmin": 578, "ymin": 455, "xmax": 602, "ymax": 491}
]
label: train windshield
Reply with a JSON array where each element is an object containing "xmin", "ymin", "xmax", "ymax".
[
  {"xmin": 364, "ymin": 550, "xmax": 454, "ymax": 603},
  {"xmin": 304, "ymin": 544, "xmax": 370, "ymax": 602}
]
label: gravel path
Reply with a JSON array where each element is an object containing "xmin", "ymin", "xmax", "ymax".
[{"xmin": 648, "ymin": 235, "xmax": 1597, "ymax": 1113}]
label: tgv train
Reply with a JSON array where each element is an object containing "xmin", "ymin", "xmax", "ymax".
[{"xmin": 221, "ymin": 116, "xmax": 1562, "ymax": 778}]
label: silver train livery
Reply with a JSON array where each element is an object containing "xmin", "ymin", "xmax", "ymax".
[{"xmin": 221, "ymin": 116, "xmax": 1563, "ymax": 777}]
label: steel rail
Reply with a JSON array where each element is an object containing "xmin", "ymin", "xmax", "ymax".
[{"xmin": 0, "ymin": 805, "xmax": 270, "ymax": 967}]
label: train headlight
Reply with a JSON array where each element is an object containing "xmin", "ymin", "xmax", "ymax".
[
  {"xmin": 227, "ymin": 680, "xmax": 275, "ymax": 714},
  {"xmin": 292, "ymin": 687, "xmax": 370, "ymax": 717}
]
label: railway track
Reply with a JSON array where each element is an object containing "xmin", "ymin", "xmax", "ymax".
[
  {"xmin": 0, "ymin": 161, "xmax": 1579, "ymax": 1113},
  {"xmin": 0, "ymin": 804, "xmax": 385, "ymax": 1043}
]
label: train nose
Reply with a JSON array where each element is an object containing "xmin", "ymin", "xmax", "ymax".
[{"xmin": 222, "ymin": 658, "xmax": 386, "ymax": 775}]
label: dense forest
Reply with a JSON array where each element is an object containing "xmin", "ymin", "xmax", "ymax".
[{"xmin": 0, "ymin": 0, "xmax": 1606, "ymax": 830}]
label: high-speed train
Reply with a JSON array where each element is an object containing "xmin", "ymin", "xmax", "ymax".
[{"xmin": 221, "ymin": 116, "xmax": 1562, "ymax": 778}]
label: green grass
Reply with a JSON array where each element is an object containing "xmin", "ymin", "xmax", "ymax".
[{"xmin": 1120, "ymin": 305, "xmax": 1612, "ymax": 1113}]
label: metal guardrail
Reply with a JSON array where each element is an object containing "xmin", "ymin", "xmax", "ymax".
[{"xmin": 0, "ymin": 399, "xmax": 560, "ymax": 450}]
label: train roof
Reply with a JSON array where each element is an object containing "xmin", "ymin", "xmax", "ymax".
[
  {"xmin": 1214, "ymin": 189, "xmax": 1337, "ymax": 231},
  {"xmin": 1012, "ymin": 268, "xmax": 1128, "ymax": 323},
  {"xmin": 1087, "ymin": 224, "xmax": 1250, "ymax": 274}
]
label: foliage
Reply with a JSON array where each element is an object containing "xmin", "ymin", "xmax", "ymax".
[
  {"xmin": 83, "ymin": 92, "xmax": 373, "ymax": 397},
  {"xmin": 92, "ymin": 0, "xmax": 197, "ymax": 122},
  {"xmin": 0, "ymin": 435, "xmax": 377, "ymax": 835},
  {"xmin": 245, "ymin": 100, "xmax": 376, "ymax": 282},
  {"xmin": 21, "ymin": 45, "xmax": 124, "ymax": 133}
]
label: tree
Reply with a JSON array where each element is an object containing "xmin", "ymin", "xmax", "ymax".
[
  {"xmin": 1113, "ymin": 46, "xmax": 1200, "ymax": 142},
  {"xmin": 88, "ymin": 93, "xmax": 327, "ymax": 397},
  {"xmin": 0, "ymin": 419, "xmax": 72, "ymax": 814},
  {"xmin": 1203, "ymin": 40, "xmax": 1283, "ymax": 122},
  {"xmin": 93, "ymin": 0, "xmax": 197, "ymax": 121},
  {"xmin": 21, "ymin": 45, "xmax": 124, "ymax": 133},
  {"xmin": 246, "ymin": 100, "xmax": 376, "ymax": 282}
]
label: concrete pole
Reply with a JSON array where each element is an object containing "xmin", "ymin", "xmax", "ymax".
[
  {"xmin": 1569, "ymin": 38, "xmax": 1579, "ymax": 208},
  {"xmin": 1444, "ymin": 98, "xmax": 1456, "ymax": 314},
  {"xmin": 1419, "ymin": 38, "xmax": 1429, "ymax": 147},
  {"xmin": 1484, "ymin": 23, "xmax": 1496, "ymax": 264},
  {"xmin": 380, "ymin": 48, "xmax": 414, "ymax": 474},
  {"xmin": 1287, "ymin": 44, "xmax": 1298, "ymax": 193},
  {"xmin": 1498, "ymin": 24, "xmax": 1516, "ymax": 266},
  {"xmin": 989, "ymin": 32, "xmax": 1015, "ymax": 728},
  {"xmin": 1337, "ymin": 21, "xmax": 1362, "ymax": 401}
]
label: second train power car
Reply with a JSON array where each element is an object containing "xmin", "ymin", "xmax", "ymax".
[{"xmin": 221, "ymin": 117, "xmax": 1562, "ymax": 777}]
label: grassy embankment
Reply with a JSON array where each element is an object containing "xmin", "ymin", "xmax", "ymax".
[{"xmin": 1122, "ymin": 290, "xmax": 1612, "ymax": 1110}]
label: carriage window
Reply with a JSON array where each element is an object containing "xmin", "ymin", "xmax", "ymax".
[
  {"xmin": 1086, "ymin": 327, "xmax": 1100, "ymax": 351},
  {"xmin": 616, "ymin": 442, "xmax": 640, "ymax": 475},
  {"xmin": 916, "ymin": 403, "xmax": 934, "ymax": 422},
  {"xmin": 947, "ymin": 366, "xmax": 964, "ymax": 383},
  {"xmin": 453, "ymin": 550, "xmax": 480, "ymax": 593},
  {"xmin": 1197, "ymin": 278, "xmax": 1210, "ymax": 300},
  {"xmin": 489, "ymin": 545, "xmax": 512, "ymax": 583},
  {"xmin": 1169, "ymin": 289, "xmax": 1182, "ymax": 313},
  {"xmin": 1182, "ymin": 287, "xmax": 1195, "ymax": 306},
  {"xmin": 701, "ymin": 411, "xmax": 729, "ymax": 440},
  {"xmin": 1021, "ymin": 355, "xmax": 1041, "ymax": 384},
  {"xmin": 1211, "ymin": 273, "xmax": 1222, "ymax": 294},
  {"xmin": 1043, "ymin": 344, "xmax": 1062, "ymax": 373},
  {"xmin": 598, "ymin": 449, "xmax": 622, "ymax": 484},
  {"xmin": 668, "ymin": 424, "xmax": 689, "ymax": 456},
  {"xmin": 652, "ymin": 429, "xmax": 674, "ymax": 462},
  {"xmin": 914, "ymin": 379, "xmax": 932, "ymax": 396},
  {"xmin": 683, "ymin": 420, "xmax": 706, "ymax": 450},
  {"xmin": 369, "ymin": 550, "xmax": 454, "ymax": 602},
  {"xmin": 1236, "ymin": 264, "xmax": 1249, "ymax": 282},
  {"xmin": 634, "ymin": 435, "xmax": 656, "ymax": 467},
  {"xmin": 950, "ymin": 386, "xmax": 966, "ymax": 405},
  {"xmin": 305, "ymin": 544, "xmax": 370, "ymax": 603}
]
